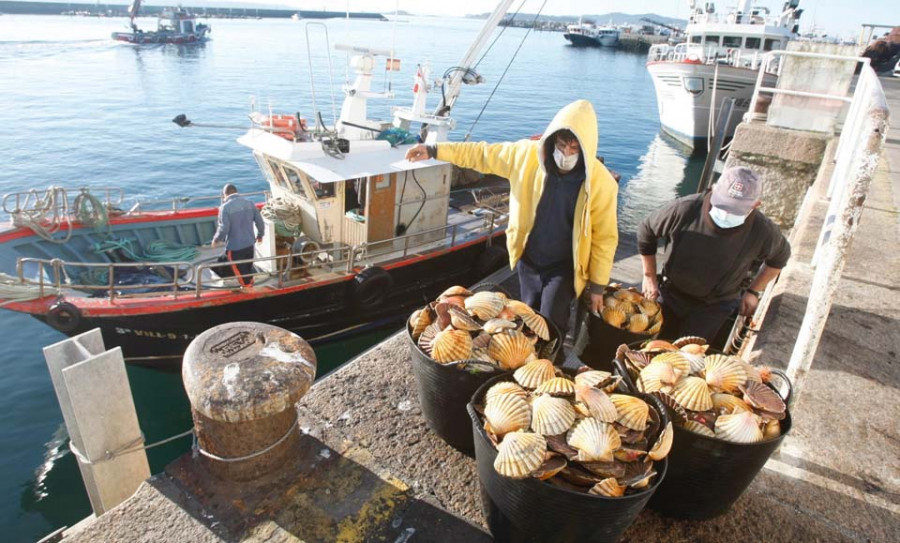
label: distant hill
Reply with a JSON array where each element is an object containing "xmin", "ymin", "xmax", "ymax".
[{"xmin": 467, "ymin": 12, "xmax": 687, "ymax": 30}]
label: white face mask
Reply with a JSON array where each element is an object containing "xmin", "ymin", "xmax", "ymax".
[
  {"xmin": 553, "ymin": 147, "xmax": 579, "ymax": 172},
  {"xmin": 709, "ymin": 206, "xmax": 748, "ymax": 229}
]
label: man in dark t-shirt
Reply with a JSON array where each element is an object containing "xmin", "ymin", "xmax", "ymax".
[{"xmin": 636, "ymin": 167, "xmax": 791, "ymax": 341}]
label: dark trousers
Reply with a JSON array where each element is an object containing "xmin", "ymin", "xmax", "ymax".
[
  {"xmin": 216, "ymin": 245, "xmax": 255, "ymax": 286},
  {"xmin": 659, "ymin": 284, "xmax": 739, "ymax": 343},
  {"xmin": 517, "ymin": 258, "xmax": 574, "ymax": 342}
]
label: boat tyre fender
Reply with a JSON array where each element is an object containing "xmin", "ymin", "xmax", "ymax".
[
  {"xmin": 352, "ymin": 266, "xmax": 393, "ymax": 309},
  {"xmin": 47, "ymin": 301, "xmax": 82, "ymax": 334}
]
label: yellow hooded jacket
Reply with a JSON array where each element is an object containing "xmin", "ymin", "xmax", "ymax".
[{"xmin": 437, "ymin": 99, "xmax": 618, "ymax": 297}]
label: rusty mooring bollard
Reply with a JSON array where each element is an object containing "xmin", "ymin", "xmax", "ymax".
[{"xmin": 182, "ymin": 322, "xmax": 317, "ymax": 481}]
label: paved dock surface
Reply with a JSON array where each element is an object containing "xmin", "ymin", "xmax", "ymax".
[{"xmin": 62, "ymin": 78, "xmax": 899, "ymax": 543}]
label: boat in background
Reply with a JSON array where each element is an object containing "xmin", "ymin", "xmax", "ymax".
[
  {"xmin": 563, "ymin": 17, "xmax": 620, "ymax": 47},
  {"xmin": 1, "ymin": 2, "xmax": 520, "ymax": 365},
  {"xmin": 112, "ymin": 1, "xmax": 210, "ymax": 45},
  {"xmin": 646, "ymin": 0, "xmax": 802, "ymax": 149}
]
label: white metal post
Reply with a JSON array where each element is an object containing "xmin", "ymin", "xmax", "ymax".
[{"xmin": 43, "ymin": 329, "xmax": 150, "ymax": 515}]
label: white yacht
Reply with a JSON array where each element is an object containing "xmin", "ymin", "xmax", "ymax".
[
  {"xmin": 564, "ymin": 18, "xmax": 620, "ymax": 47},
  {"xmin": 646, "ymin": 0, "xmax": 802, "ymax": 148}
]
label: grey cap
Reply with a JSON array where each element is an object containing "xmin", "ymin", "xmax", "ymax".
[{"xmin": 711, "ymin": 167, "xmax": 761, "ymax": 215}]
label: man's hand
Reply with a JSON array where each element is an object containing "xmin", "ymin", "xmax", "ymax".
[
  {"xmin": 740, "ymin": 292, "xmax": 759, "ymax": 317},
  {"xmin": 642, "ymin": 274, "xmax": 660, "ymax": 301},
  {"xmin": 256, "ymin": 236, "xmax": 263, "ymax": 245},
  {"xmin": 589, "ymin": 292, "xmax": 604, "ymax": 315},
  {"xmin": 405, "ymin": 144, "xmax": 429, "ymax": 162},
  {"xmin": 209, "ymin": 241, "xmax": 221, "ymax": 249}
]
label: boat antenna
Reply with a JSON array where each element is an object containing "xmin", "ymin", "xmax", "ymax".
[
  {"xmin": 385, "ymin": 0, "xmax": 398, "ymax": 94},
  {"xmin": 463, "ymin": 0, "xmax": 548, "ymax": 142}
]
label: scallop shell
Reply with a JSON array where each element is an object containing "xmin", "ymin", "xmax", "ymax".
[
  {"xmin": 433, "ymin": 301, "xmax": 452, "ymax": 330},
  {"xmin": 639, "ymin": 361, "xmax": 679, "ymax": 393},
  {"xmin": 574, "ymin": 370, "xmax": 613, "ymax": 389},
  {"xmin": 465, "ymin": 291, "xmax": 506, "ymax": 320},
  {"xmin": 682, "ymin": 351, "xmax": 707, "ymax": 374},
  {"xmin": 448, "ymin": 304, "xmax": 482, "ymax": 332},
  {"xmin": 623, "ymin": 349, "xmax": 653, "ymax": 371},
  {"xmin": 643, "ymin": 339, "xmax": 678, "ymax": 352},
  {"xmin": 483, "ymin": 318, "xmax": 517, "ymax": 334},
  {"xmin": 612, "ymin": 288, "xmax": 644, "ymax": 303},
  {"xmin": 431, "ymin": 328, "xmax": 473, "ymax": 363},
  {"xmin": 649, "ymin": 391, "xmax": 687, "ymax": 425},
  {"xmin": 704, "ymin": 354, "xmax": 748, "ymax": 393},
  {"xmin": 471, "ymin": 348, "xmax": 495, "ymax": 364},
  {"xmin": 639, "ymin": 298, "xmax": 661, "ymax": 317},
  {"xmin": 441, "ymin": 295, "xmax": 467, "ymax": 309},
  {"xmin": 648, "ymin": 421, "xmax": 674, "ymax": 461},
  {"xmin": 417, "ymin": 322, "xmax": 440, "ymax": 355},
  {"xmin": 503, "ymin": 299, "xmax": 535, "ymax": 316},
  {"xmin": 739, "ymin": 381, "xmax": 786, "ymax": 417},
  {"xmin": 647, "ymin": 318, "xmax": 663, "ymax": 335},
  {"xmin": 763, "ymin": 418, "xmax": 782, "ymax": 440},
  {"xmin": 567, "ymin": 418, "xmax": 621, "ymax": 462},
  {"xmin": 439, "ymin": 285, "xmax": 472, "ymax": 299},
  {"xmin": 715, "ymin": 411, "xmax": 764, "ymax": 444},
  {"xmin": 513, "ymin": 358, "xmax": 556, "ymax": 389},
  {"xmin": 681, "ymin": 420, "xmax": 715, "ymax": 437},
  {"xmin": 680, "ymin": 343, "xmax": 709, "ymax": 356},
  {"xmin": 672, "ymin": 336, "xmax": 707, "ymax": 348},
  {"xmin": 520, "ymin": 312, "xmax": 550, "ymax": 341},
  {"xmin": 627, "ymin": 313, "xmax": 650, "ymax": 333},
  {"xmin": 488, "ymin": 330, "xmax": 535, "ymax": 370},
  {"xmin": 711, "ymin": 393, "xmax": 752, "ymax": 414},
  {"xmin": 484, "ymin": 393, "xmax": 532, "ymax": 437},
  {"xmin": 486, "ymin": 381, "xmax": 528, "ymax": 402},
  {"xmin": 671, "ymin": 376, "xmax": 714, "ymax": 412},
  {"xmin": 410, "ymin": 308, "xmax": 432, "ymax": 340},
  {"xmin": 589, "ymin": 477, "xmax": 626, "ymax": 497},
  {"xmin": 494, "ymin": 431, "xmax": 547, "ymax": 479},
  {"xmin": 472, "ymin": 331, "xmax": 492, "ymax": 349},
  {"xmin": 651, "ymin": 351, "xmax": 692, "ymax": 376},
  {"xmin": 574, "ymin": 384, "xmax": 618, "ymax": 423},
  {"xmin": 532, "ymin": 456, "xmax": 568, "ymax": 481},
  {"xmin": 610, "ymin": 394, "xmax": 650, "ymax": 431},
  {"xmin": 531, "ymin": 395, "xmax": 576, "ymax": 435},
  {"xmin": 535, "ymin": 376, "xmax": 576, "ymax": 397},
  {"xmin": 602, "ymin": 307, "xmax": 627, "ymax": 328}
]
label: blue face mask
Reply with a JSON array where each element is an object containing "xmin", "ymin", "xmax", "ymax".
[{"xmin": 709, "ymin": 206, "xmax": 748, "ymax": 229}]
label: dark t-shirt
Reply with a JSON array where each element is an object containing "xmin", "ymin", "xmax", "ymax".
[
  {"xmin": 637, "ymin": 192, "xmax": 791, "ymax": 303},
  {"xmin": 522, "ymin": 160, "xmax": 586, "ymax": 271}
]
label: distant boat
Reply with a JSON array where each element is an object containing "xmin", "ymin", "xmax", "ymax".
[
  {"xmin": 112, "ymin": 4, "xmax": 210, "ymax": 45},
  {"xmin": 563, "ymin": 17, "xmax": 620, "ymax": 47}
]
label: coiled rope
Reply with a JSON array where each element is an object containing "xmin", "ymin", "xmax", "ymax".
[
  {"xmin": 10, "ymin": 186, "xmax": 73, "ymax": 244},
  {"xmin": 261, "ymin": 197, "xmax": 303, "ymax": 237},
  {"xmin": 73, "ymin": 189, "xmax": 110, "ymax": 235},
  {"xmin": 0, "ymin": 272, "xmax": 59, "ymax": 306},
  {"xmin": 92, "ymin": 238, "xmax": 199, "ymax": 263}
]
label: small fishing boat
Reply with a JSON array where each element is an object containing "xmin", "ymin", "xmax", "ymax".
[
  {"xmin": 111, "ymin": 2, "xmax": 210, "ymax": 45},
  {"xmin": 1, "ymin": 2, "xmax": 520, "ymax": 365},
  {"xmin": 563, "ymin": 18, "xmax": 620, "ymax": 47},
  {"xmin": 646, "ymin": 0, "xmax": 802, "ymax": 148}
]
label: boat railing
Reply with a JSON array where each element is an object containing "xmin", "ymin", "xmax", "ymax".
[
  {"xmin": 2, "ymin": 186, "xmax": 125, "ymax": 217},
  {"xmin": 648, "ymin": 43, "xmax": 781, "ymax": 73},
  {"xmin": 125, "ymin": 190, "xmax": 270, "ymax": 213},
  {"xmin": 12, "ymin": 210, "xmax": 506, "ymax": 302}
]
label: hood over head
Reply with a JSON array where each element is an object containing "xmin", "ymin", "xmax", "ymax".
[{"xmin": 538, "ymin": 99, "xmax": 599, "ymax": 179}]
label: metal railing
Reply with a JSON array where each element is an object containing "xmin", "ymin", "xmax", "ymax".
[
  {"xmin": 2, "ymin": 187, "xmax": 124, "ymax": 216},
  {"xmin": 13, "ymin": 212, "xmax": 505, "ymax": 301},
  {"xmin": 647, "ymin": 43, "xmax": 779, "ymax": 72},
  {"xmin": 125, "ymin": 190, "xmax": 270, "ymax": 213}
]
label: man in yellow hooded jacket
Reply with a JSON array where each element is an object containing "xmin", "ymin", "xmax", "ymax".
[{"xmin": 406, "ymin": 100, "xmax": 619, "ymax": 342}]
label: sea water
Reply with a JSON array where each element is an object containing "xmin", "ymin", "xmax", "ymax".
[{"xmin": 0, "ymin": 14, "xmax": 702, "ymax": 541}]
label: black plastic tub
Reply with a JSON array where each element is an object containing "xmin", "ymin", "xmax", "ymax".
[
  {"xmin": 579, "ymin": 311, "xmax": 656, "ymax": 372},
  {"xmin": 406, "ymin": 316, "xmax": 561, "ymax": 455},
  {"xmin": 467, "ymin": 373, "xmax": 669, "ymax": 543},
  {"xmin": 612, "ymin": 357, "xmax": 792, "ymax": 520}
]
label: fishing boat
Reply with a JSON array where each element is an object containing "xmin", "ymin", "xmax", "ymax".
[
  {"xmin": 111, "ymin": 2, "xmax": 210, "ymax": 45},
  {"xmin": 645, "ymin": 0, "xmax": 802, "ymax": 148},
  {"xmin": 1, "ymin": 2, "xmax": 521, "ymax": 365},
  {"xmin": 563, "ymin": 17, "xmax": 620, "ymax": 47}
]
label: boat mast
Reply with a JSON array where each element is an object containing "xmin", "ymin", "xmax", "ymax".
[{"xmin": 433, "ymin": 0, "xmax": 516, "ymax": 118}]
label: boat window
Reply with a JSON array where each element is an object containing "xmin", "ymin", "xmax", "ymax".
[
  {"xmin": 280, "ymin": 165, "xmax": 310, "ymax": 199},
  {"xmin": 745, "ymin": 37, "xmax": 761, "ymax": 49},
  {"xmin": 690, "ymin": 35, "xmax": 702, "ymax": 44},
  {"xmin": 705, "ymin": 35, "xmax": 720, "ymax": 46},
  {"xmin": 764, "ymin": 38, "xmax": 782, "ymax": 51},
  {"xmin": 723, "ymin": 36, "xmax": 742, "ymax": 47},
  {"xmin": 310, "ymin": 178, "xmax": 335, "ymax": 199},
  {"xmin": 255, "ymin": 154, "xmax": 282, "ymax": 188}
]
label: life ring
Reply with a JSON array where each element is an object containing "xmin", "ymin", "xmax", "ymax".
[
  {"xmin": 352, "ymin": 266, "xmax": 394, "ymax": 309},
  {"xmin": 684, "ymin": 54, "xmax": 703, "ymax": 64},
  {"xmin": 47, "ymin": 301, "xmax": 82, "ymax": 334},
  {"xmin": 263, "ymin": 114, "xmax": 307, "ymax": 141}
]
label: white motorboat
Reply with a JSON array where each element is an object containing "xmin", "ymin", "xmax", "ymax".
[
  {"xmin": 564, "ymin": 18, "xmax": 620, "ymax": 47},
  {"xmin": 646, "ymin": 0, "xmax": 802, "ymax": 149}
]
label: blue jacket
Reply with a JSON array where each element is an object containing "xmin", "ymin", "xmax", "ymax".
[{"xmin": 213, "ymin": 194, "xmax": 265, "ymax": 251}]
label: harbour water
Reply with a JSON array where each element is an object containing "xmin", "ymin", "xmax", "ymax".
[{"xmin": 0, "ymin": 15, "xmax": 702, "ymax": 541}]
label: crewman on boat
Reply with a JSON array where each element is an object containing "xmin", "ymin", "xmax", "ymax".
[
  {"xmin": 405, "ymin": 99, "xmax": 619, "ymax": 344},
  {"xmin": 211, "ymin": 183, "xmax": 265, "ymax": 288},
  {"xmin": 637, "ymin": 166, "xmax": 791, "ymax": 342}
]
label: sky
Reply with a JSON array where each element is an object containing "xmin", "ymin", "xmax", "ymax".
[{"xmin": 276, "ymin": 0, "xmax": 896, "ymax": 39}]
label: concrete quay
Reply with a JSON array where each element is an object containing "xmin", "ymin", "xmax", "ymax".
[{"xmin": 58, "ymin": 80, "xmax": 899, "ymax": 543}]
